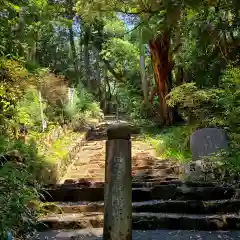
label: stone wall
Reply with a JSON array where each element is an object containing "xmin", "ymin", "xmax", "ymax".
[
  {"xmin": 55, "ymin": 131, "xmax": 88, "ymax": 183},
  {"xmin": 43, "ymin": 121, "xmax": 100, "ymax": 184}
]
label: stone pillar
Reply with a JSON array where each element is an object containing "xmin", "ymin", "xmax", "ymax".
[{"xmin": 103, "ymin": 124, "xmax": 132, "ymax": 240}]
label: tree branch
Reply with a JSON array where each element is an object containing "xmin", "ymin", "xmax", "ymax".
[
  {"xmin": 172, "ymin": 42, "xmax": 182, "ymax": 54},
  {"xmin": 123, "ymin": 14, "xmax": 154, "ymax": 35},
  {"xmin": 102, "ymin": 59, "xmax": 126, "ymax": 82},
  {"xmin": 99, "ymin": 7, "xmax": 160, "ymax": 15},
  {"xmin": 93, "ymin": 43, "xmax": 126, "ymax": 82},
  {"xmin": 124, "ymin": 22, "xmax": 143, "ymax": 35}
]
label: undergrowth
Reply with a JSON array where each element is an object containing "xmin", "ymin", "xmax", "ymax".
[
  {"xmin": 0, "ymin": 56, "xmax": 103, "ymax": 238},
  {"xmin": 0, "ymin": 137, "xmax": 44, "ymax": 239},
  {"xmin": 144, "ymin": 125, "xmax": 193, "ymax": 163},
  {"xmin": 37, "ymin": 131, "xmax": 79, "ymax": 163},
  {"xmin": 0, "ymin": 128, "xmax": 87, "ymax": 238}
]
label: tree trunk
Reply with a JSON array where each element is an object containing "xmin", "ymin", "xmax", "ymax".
[
  {"xmin": 16, "ymin": 7, "xmax": 25, "ymax": 57},
  {"xmin": 139, "ymin": 28, "xmax": 149, "ymax": 106},
  {"xmin": 69, "ymin": 26, "xmax": 80, "ymax": 83},
  {"xmin": 83, "ymin": 27, "xmax": 91, "ymax": 90},
  {"xmin": 93, "ymin": 46, "xmax": 102, "ymax": 100},
  {"xmin": 103, "ymin": 66, "xmax": 112, "ymax": 114},
  {"xmin": 69, "ymin": 27, "xmax": 77, "ymax": 67},
  {"xmin": 67, "ymin": 0, "xmax": 81, "ymax": 86},
  {"xmin": 149, "ymin": 30, "xmax": 173, "ymax": 126},
  {"xmin": 28, "ymin": 25, "xmax": 39, "ymax": 65},
  {"xmin": 175, "ymin": 66, "xmax": 184, "ymax": 85},
  {"xmin": 28, "ymin": 41, "xmax": 36, "ymax": 64},
  {"xmin": 79, "ymin": 27, "xmax": 83, "ymax": 77}
]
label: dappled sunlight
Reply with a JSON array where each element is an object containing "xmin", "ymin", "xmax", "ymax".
[
  {"xmin": 145, "ymin": 125, "xmax": 193, "ymax": 163},
  {"xmin": 0, "ymin": 0, "xmax": 239, "ymax": 238}
]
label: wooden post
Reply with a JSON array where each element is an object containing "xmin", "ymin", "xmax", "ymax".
[{"xmin": 104, "ymin": 123, "xmax": 132, "ymax": 240}]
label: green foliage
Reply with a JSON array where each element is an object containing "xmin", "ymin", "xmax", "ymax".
[
  {"xmin": 0, "ymin": 58, "xmax": 28, "ymax": 82},
  {"xmin": 16, "ymin": 87, "xmax": 45, "ymax": 129},
  {"xmin": 0, "ymin": 57, "xmax": 28, "ymax": 131},
  {"xmin": 219, "ymin": 152, "xmax": 240, "ymax": 180},
  {"xmin": 167, "ymin": 67, "xmax": 240, "ymax": 151},
  {"xmin": 101, "ymin": 38, "xmax": 139, "ymax": 76},
  {"xmin": 218, "ymin": 67, "xmax": 240, "ymax": 150},
  {"xmin": 175, "ymin": 5, "xmax": 239, "ymax": 87},
  {"xmin": 40, "ymin": 131, "xmax": 80, "ymax": 165},
  {"xmin": 103, "ymin": 17, "xmax": 126, "ymax": 36},
  {"xmin": 146, "ymin": 125, "xmax": 192, "ymax": 163},
  {"xmin": 36, "ymin": 69, "xmax": 68, "ymax": 122},
  {"xmin": 0, "ymin": 137, "xmax": 44, "ymax": 239},
  {"xmin": 118, "ymin": 84, "xmax": 147, "ymax": 120},
  {"xmin": 167, "ymin": 82, "xmax": 221, "ymax": 124},
  {"xmin": 64, "ymin": 88, "xmax": 103, "ymax": 124}
]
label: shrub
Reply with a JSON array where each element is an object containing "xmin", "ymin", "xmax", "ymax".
[
  {"xmin": 0, "ymin": 137, "xmax": 44, "ymax": 239},
  {"xmin": 117, "ymin": 83, "xmax": 154, "ymax": 126},
  {"xmin": 146, "ymin": 125, "xmax": 193, "ymax": 163},
  {"xmin": 64, "ymin": 88, "xmax": 103, "ymax": 125},
  {"xmin": 167, "ymin": 67, "xmax": 240, "ymax": 151},
  {"xmin": 37, "ymin": 69, "xmax": 68, "ymax": 122},
  {"xmin": 16, "ymin": 86, "xmax": 47, "ymax": 131},
  {"xmin": 0, "ymin": 57, "xmax": 28, "ymax": 130}
]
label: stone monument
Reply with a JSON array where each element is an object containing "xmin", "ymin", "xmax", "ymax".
[{"xmin": 190, "ymin": 128, "xmax": 228, "ymax": 161}]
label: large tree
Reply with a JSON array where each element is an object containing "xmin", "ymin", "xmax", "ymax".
[
  {"xmin": 75, "ymin": 0, "xmax": 240, "ymax": 125},
  {"xmin": 75, "ymin": 0, "xmax": 182, "ymax": 124}
]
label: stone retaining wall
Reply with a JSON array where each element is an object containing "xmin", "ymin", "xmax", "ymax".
[
  {"xmin": 55, "ymin": 131, "xmax": 88, "ymax": 183},
  {"xmin": 44, "ymin": 120, "xmax": 100, "ymax": 184}
]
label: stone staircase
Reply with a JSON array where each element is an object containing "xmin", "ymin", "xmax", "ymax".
[{"xmin": 38, "ymin": 122, "xmax": 240, "ymax": 239}]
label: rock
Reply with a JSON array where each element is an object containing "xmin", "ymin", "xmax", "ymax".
[
  {"xmin": 0, "ymin": 150, "xmax": 23, "ymax": 165},
  {"xmin": 190, "ymin": 128, "xmax": 228, "ymax": 161},
  {"xmin": 107, "ymin": 123, "xmax": 132, "ymax": 140}
]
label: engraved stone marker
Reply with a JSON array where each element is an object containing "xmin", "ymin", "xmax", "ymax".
[
  {"xmin": 190, "ymin": 128, "xmax": 228, "ymax": 161},
  {"xmin": 104, "ymin": 123, "xmax": 132, "ymax": 240}
]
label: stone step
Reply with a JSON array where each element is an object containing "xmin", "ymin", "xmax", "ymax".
[
  {"xmin": 38, "ymin": 213, "xmax": 104, "ymax": 231},
  {"xmin": 132, "ymin": 165, "xmax": 181, "ymax": 171},
  {"xmin": 42, "ymin": 185, "xmax": 237, "ymax": 202},
  {"xmin": 133, "ymin": 200, "xmax": 240, "ymax": 214},
  {"xmin": 59, "ymin": 176, "xmax": 180, "ymax": 185},
  {"xmin": 70, "ymin": 173, "xmax": 105, "ymax": 179},
  {"xmin": 38, "ymin": 229, "xmax": 240, "ymax": 240},
  {"xmin": 71, "ymin": 165, "xmax": 182, "ymax": 172},
  {"xmin": 67, "ymin": 168, "xmax": 179, "ymax": 180},
  {"xmin": 46, "ymin": 180, "xmax": 220, "ymax": 190},
  {"xmin": 132, "ymin": 180, "xmax": 218, "ymax": 188},
  {"xmin": 132, "ymin": 168, "xmax": 180, "ymax": 177},
  {"xmin": 44, "ymin": 199, "xmax": 240, "ymax": 215},
  {"xmin": 132, "ymin": 176, "xmax": 180, "ymax": 182},
  {"xmin": 132, "ymin": 212, "xmax": 240, "ymax": 230},
  {"xmin": 71, "ymin": 162, "xmax": 180, "ymax": 170},
  {"xmin": 61, "ymin": 177, "xmax": 105, "ymax": 183},
  {"xmin": 38, "ymin": 212, "xmax": 240, "ymax": 231}
]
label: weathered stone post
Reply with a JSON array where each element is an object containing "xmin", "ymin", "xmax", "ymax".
[{"xmin": 103, "ymin": 123, "xmax": 132, "ymax": 240}]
